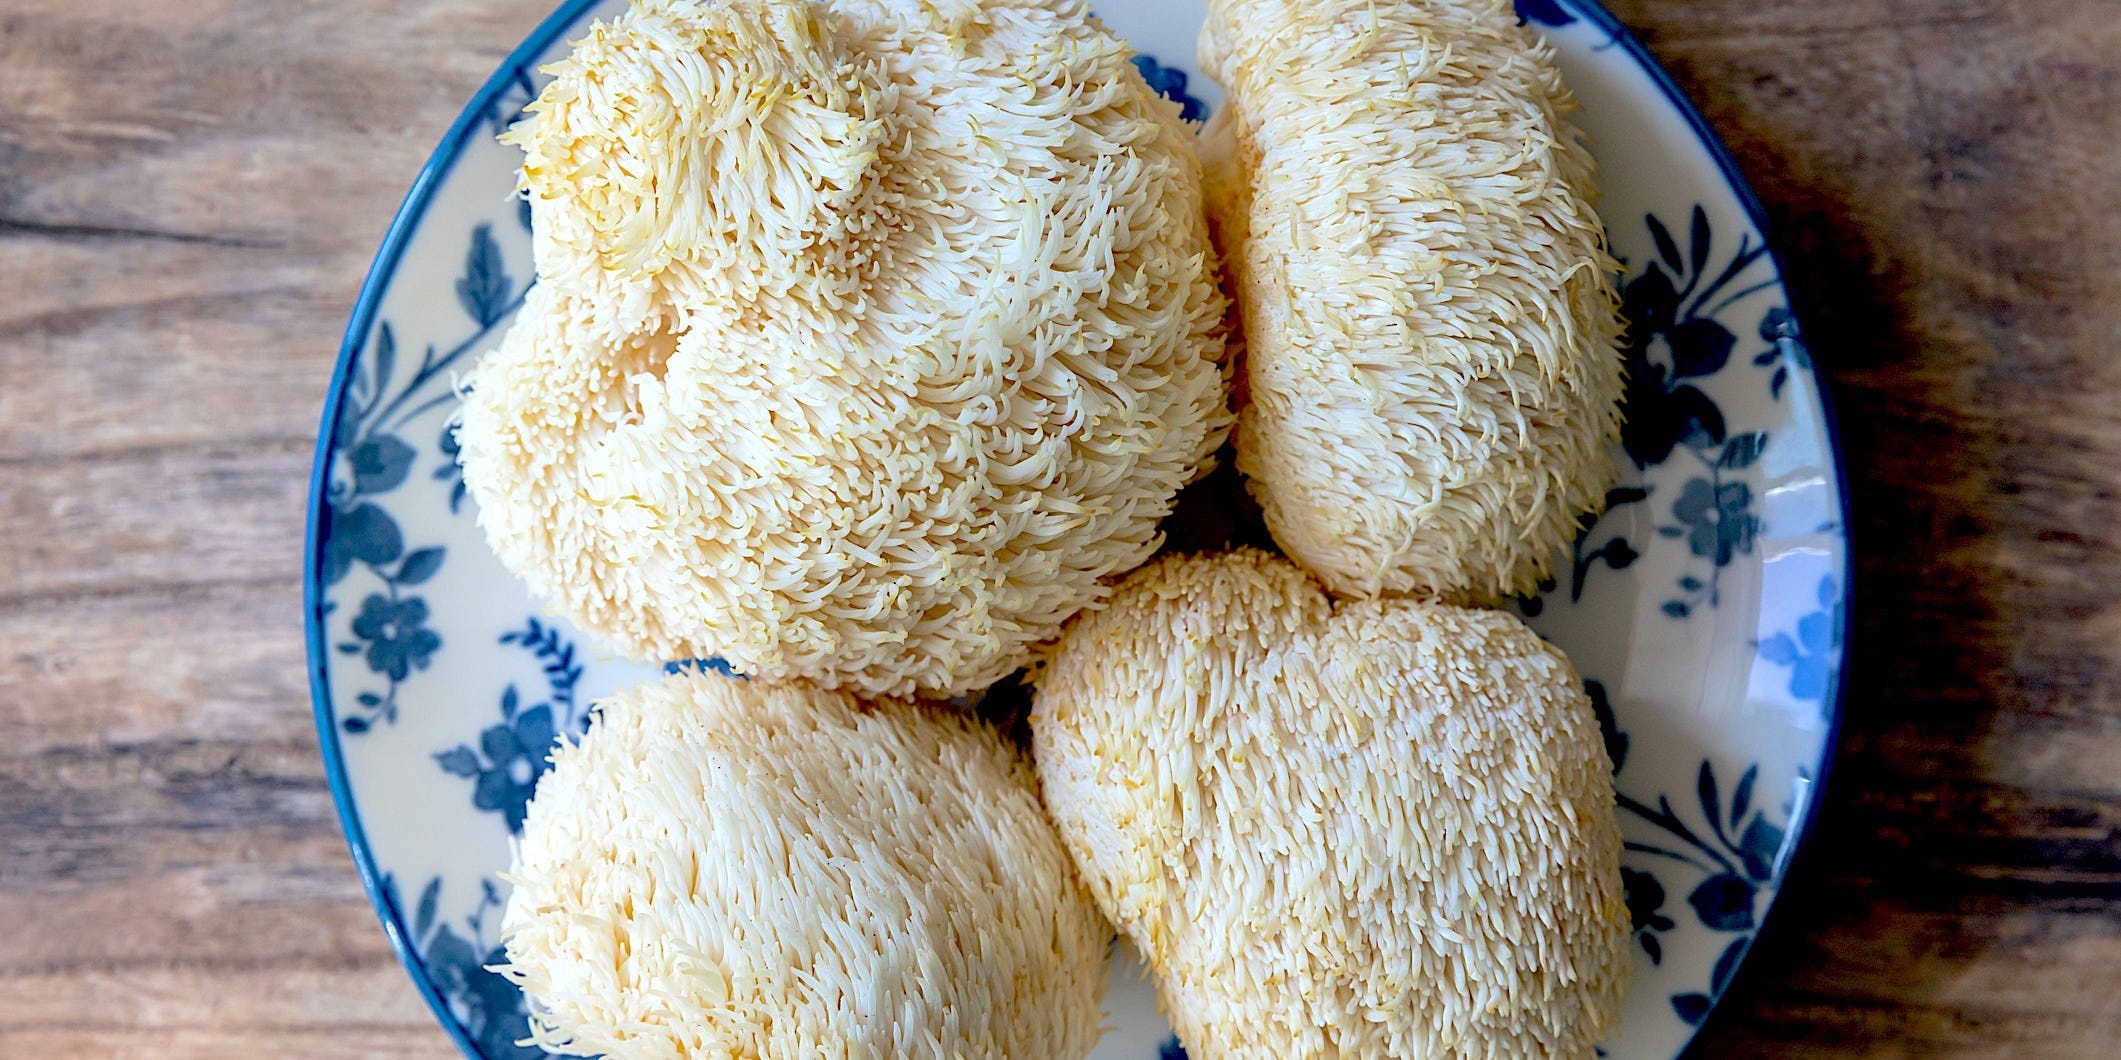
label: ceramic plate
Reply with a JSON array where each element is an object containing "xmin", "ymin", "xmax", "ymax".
[{"xmin": 305, "ymin": 1, "xmax": 1850, "ymax": 1056}]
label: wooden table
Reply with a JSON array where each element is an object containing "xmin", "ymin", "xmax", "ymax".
[{"xmin": 3, "ymin": 0, "xmax": 2117, "ymax": 1055}]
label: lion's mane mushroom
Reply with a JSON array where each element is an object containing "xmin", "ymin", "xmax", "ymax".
[
  {"xmin": 1032, "ymin": 549, "xmax": 1631, "ymax": 1058},
  {"xmin": 457, "ymin": 0, "xmax": 1231, "ymax": 697},
  {"xmin": 501, "ymin": 671, "xmax": 1112, "ymax": 1059},
  {"xmin": 1199, "ymin": 0, "xmax": 1624, "ymax": 603}
]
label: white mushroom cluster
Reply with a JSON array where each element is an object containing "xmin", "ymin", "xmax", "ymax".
[
  {"xmin": 472, "ymin": 1, "xmax": 1641, "ymax": 1056},
  {"xmin": 500, "ymin": 671, "xmax": 1111, "ymax": 1059},
  {"xmin": 1032, "ymin": 549, "xmax": 1631, "ymax": 1058},
  {"xmin": 1199, "ymin": 0, "xmax": 1625, "ymax": 603},
  {"xmin": 456, "ymin": 0, "xmax": 1231, "ymax": 698}
]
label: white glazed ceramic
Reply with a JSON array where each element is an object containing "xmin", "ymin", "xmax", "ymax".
[{"xmin": 305, "ymin": 2, "xmax": 1850, "ymax": 1056}]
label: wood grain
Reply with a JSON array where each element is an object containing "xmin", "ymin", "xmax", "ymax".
[{"xmin": 1, "ymin": 0, "xmax": 2116, "ymax": 1056}]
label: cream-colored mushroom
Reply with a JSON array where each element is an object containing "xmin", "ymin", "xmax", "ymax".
[
  {"xmin": 501, "ymin": 671, "xmax": 1112, "ymax": 1059},
  {"xmin": 457, "ymin": 0, "xmax": 1231, "ymax": 697},
  {"xmin": 1033, "ymin": 549, "xmax": 1630, "ymax": 1058},
  {"xmin": 1200, "ymin": 0, "xmax": 1624, "ymax": 603}
]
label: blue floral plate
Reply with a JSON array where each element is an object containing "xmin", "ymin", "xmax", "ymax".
[{"xmin": 305, "ymin": 1, "xmax": 1851, "ymax": 1056}]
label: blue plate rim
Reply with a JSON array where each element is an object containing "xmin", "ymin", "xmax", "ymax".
[
  {"xmin": 304, "ymin": 1, "xmax": 604, "ymax": 1056},
  {"xmin": 1564, "ymin": 8, "xmax": 1854, "ymax": 1043},
  {"xmin": 302, "ymin": 1, "xmax": 1854, "ymax": 1056}
]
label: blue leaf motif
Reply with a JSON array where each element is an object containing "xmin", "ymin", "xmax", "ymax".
[
  {"xmin": 463, "ymin": 946, "xmax": 546, "ymax": 1060},
  {"xmin": 1711, "ymin": 934, "xmax": 1750, "ymax": 994},
  {"xmin": 433, "ymin": 421, "xmax": 470, "ymax": 515},
  {"xmin": 368, "ymin": 324, "xmax": 397, "ymax": 417},
  {"xmin": 1686, "ymin": 872, "xmax": 1757, "ymax": 932},
  {"xmin": 1731, "ymin": 763, "xmax": 1758, "ymax": 828},
  {"xmin": 1689, "ymin": 205, "xmax": 1713, "ymax": 273},
  {"xmin": 1619, "ymin": 756, "xmax": 1795, "ymax": 1027},
  {"xmin": 322, "ymin": 502, "xmax": 404, "ymax": 585},
  {"xmin": 1584, "ymin": 680, "xmax": 1627, "ymax": 773},
  {"xmin": 1736, "ymin": 816, "xmax": 1786, "ymax": 881},
  {"xmin": 1798, "ymin": 610, "xmax": 1835, "ymax": 654},
  {"xmin": 1648, "ymin": 212, "xmax": 1684, "ymax": 273},
  {"xmin": 1514, "ymin": 0, "xmax": 1576, "ymax": 26},
  {"xmin": 349, "ymin": 435, "xmax": 416, "ymax": 495},
  {"xmin": 456, "ymin": 223, "xmax": 514, "ymax": 328},
  {"xmin": 435, "ymin": 746, "xmax": 482, "ymax": 778},
  {"xmin": 1668, "ymin": 318, "xmax": 1735, "ymax": 380},
  {"xmin": 1697, "ymin": 761, "xmax": 1722, "ymax": 834},
  {"xmin": 394, "ymin": 546, "xmax": 445, "ymax": 586},
  {"xmin": 414, "ymin": 877, "xmax": 441, "ymax": 938},
  {"xmin": 1672, "ymin": 992, "xmax": 1713, "ymax": 1025},
  {"xmin": 1159, "ymin": 1037, "xmax": 1190, "ymax": 1060}
]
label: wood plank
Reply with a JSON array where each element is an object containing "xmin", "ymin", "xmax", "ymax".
[
  {"xmin": 0, "ymin": 583, "xmax": 310, "ymax": 755},
  {"xmin": 0, "ymin": 442, "xmax": 308, "ymax": 602}
]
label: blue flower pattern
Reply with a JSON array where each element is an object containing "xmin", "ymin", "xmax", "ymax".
[
  {"xmin": 1575, "ymin": 200, "xmax": 1824, "ymax": 1026},
  {"xmin": 1761, "ymin": 576, "xmax": 1842, "ymax": 711},
  {"xmin": 328, "ymin": 222, "xmax": 531, "ymax": 733},
  {"xmin": 1653, "ymin": 430, "xmax": 1766, "ymax": 619},
  {"xmin": 386, "ymin": 873, "xmax": 543, "ymax": 1060},
  {"xmin": 436, "ymin": 619, "xmax": 588, "ymax": 833},
  {"xmin": 1618, "ymin": 205, "xmax": 1777, "ymax": 469},
  {"xmin": 349, "ymin": 594, "xmax": 441, "ymax": 682},
  {"xmin": 1617, "ymin": 761, "xmax": 1792, "ymax": 1026}
]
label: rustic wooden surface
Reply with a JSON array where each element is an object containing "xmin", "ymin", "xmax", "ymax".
[{"xmin": 2, "ymin": 0, "xmax": 2117, "ymax": 1056}]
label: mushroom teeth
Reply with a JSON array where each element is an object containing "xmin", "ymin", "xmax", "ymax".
[
  {"xmin": 500, "ymin": 671, "xmax": 1112, "ymax": 1060},
  {"xmin": 456, "ymin": 0, "xmax": 1232, "ymax": 698},
  {"xmin": 1031, "ymin": 549, "xmax": 1631, "ymax": 1059},
  {"xmin": 1200, "ymin": 0, "xmax": 1626, "ymax": 604}
]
